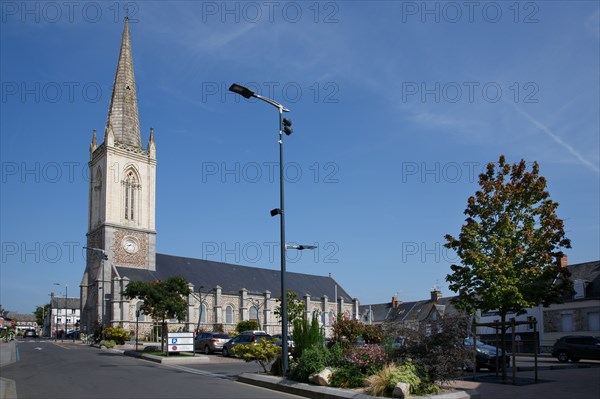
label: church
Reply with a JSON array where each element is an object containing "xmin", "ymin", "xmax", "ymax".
[{"xmin": 79, "ymin": 18, "xmax": 359, "ymax": 338}]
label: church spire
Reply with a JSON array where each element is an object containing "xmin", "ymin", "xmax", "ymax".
[{"xmin": 105, "ymin": 16, "xmax": 142, "ymax": 148}]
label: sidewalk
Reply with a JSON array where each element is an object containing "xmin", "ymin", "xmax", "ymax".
[
  {"xmin": 0, "ymin": 341, "xmax": 18, "ymax": 399},
  {"xmin": 0, "ymin": 341, "xmax": 16, "ymax": 367},
  {"xmin": 446, "ymin": 366, "xmax": 600, "ymax": 399}
]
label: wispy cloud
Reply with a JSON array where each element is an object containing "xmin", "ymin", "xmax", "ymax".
[
  {"xmin": 513, "ymin": 106, "xmax": 599, "ymax": 174},
  {"xmin": 585, "ymin": 8, "xmax": 600, "ymax": 39}
]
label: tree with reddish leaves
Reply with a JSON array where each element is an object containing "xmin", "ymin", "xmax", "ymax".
[{"xmin": 445, "ymin": 155, "xmax": 573, "ymax": 380}]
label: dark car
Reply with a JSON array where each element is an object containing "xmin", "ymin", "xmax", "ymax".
[
  {"xmin": 23, "ymin": 329, "xmax": 37, "ymax": 338},
  {"xmin": 552, "ymin": 335, "xmax": 600, "ymax": 363},
  {"xmin": 273, "ymin": 334, "xmax": 294, "ymax": 350},
  {"xmin": 464, "ymin": 337, "xmax": 511, "ymax": 372},
  {"xmin": 222, "ymin": 331, "xmax": 273, "ymax": 357},
  {"xmin": 65, "ymin": 330, "xmax": 80, "ymax": 339},
  {"xmin": 194, "ymin": 332, "xmax": 230, "ymax": 354}
]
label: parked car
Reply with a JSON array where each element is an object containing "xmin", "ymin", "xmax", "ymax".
[
  {"xmin": 194, "ymin": 332, "xmax": 231, "ymax": 354},
  {"xmin": 552, "ymin": 335, "xmax": 600, "ymax": 363},
  {"xmin": 273, "ymin": 334, "xmax": 294, "ymax": 350},
  {"xmin": 23, "ymin": 329, "xmax": 37, "ymax": 338},
  {"xmin": 222, "ymin": 331, "xmax": 273, "ymax": 357},
  {"xmin": 65, "ymin": 330, "xmax": 80, "ymax": 339},
  {"xmin": 464, "ymin": 337, "xmax": 510, "ymax": 372}
]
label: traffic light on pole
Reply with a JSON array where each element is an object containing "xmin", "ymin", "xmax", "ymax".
[{"xmin": 282, "ymin": 118, "xmax": 292, "ymax": 135}]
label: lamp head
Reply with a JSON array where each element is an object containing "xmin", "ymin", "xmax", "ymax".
[{"xmin": 229, "ymin": 83, "xmax": 254, "ymax": 99}]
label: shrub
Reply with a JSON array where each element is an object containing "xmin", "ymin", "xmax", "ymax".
[
  {"xmin": 402, "ymin": 315, "xmax": 471, "ymax": 384},
  {"xmin": 289, "ymin": 346, "xmax": 330, "ymax": 382},
  {"xmin": 330, "ymin": 366, "xmax": 365, "ymax": 388},
  {"xmin": 362, "ymin": 324, "xmax": 383, "ymax": 344},
  {"xmin": 365, "ymin": 364, "xmax": 403, "ymax": 397},
  {"xmin": 103, "ymin": 326, "xmax": 130, "ymax": 345},
  {"xmin": 213, "ymin": 323, "xmax": 224, "ymax": 333},
  {"xmin": 100, "ymin": 339, "xmax": 116, "ymax": 349},
  {"xmin": 236, "ymin": 320, "xmax": 258, "ymax": 333},
  {"xmin": 331, "ymin": 319, "xmax": 363, "ymax": 349},
  {"xmin": 270, "ymin": 354, "xmax": 284, "ymax": 376},
  {"xmin": 348, "ymin": 344, "xmax": 388, "ymax": 374},
  {"xmin": 327, "ymin": 341, "xmax": 347, "ymax": 368},
  {"xmin": 232, "ymin": 338, "xmax": 281, "ymax": 373},
  {"xmin": 292, "ymin": 315, "xmax": 324, "ymax": 358},
  {"xmin": 370, "ymin": 359, "xmax": 440, "ymax": 396}
]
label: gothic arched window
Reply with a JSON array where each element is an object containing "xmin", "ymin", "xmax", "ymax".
[
  {"xmin": 225, "ymin": 305, "xmax": 233, "ymax": 324},
  {"xmin": 200, "ymin": 303, "xmax": 207, "ymax": 323},
  {"xmin": 123, "ymin": 169, "xmax": 139, "ymax": 221},
  {"xmin": 135, "ymin": 301, "xmax": 146, "ymax": 321},
  {"xmin": 93, "ymin": 167, "xmax": 103, "ymax": 224},
  {"xmin": 249, "ymin": 305, "xmax": 259, "ymax": 321}
]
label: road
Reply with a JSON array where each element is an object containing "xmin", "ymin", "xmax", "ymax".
[
  {"xmin": 1, "ymin": 339, "xmax": 302, "ymax": 399},
  {"xmin": 3, "ymin": 339, "xmax": 599, "ymax": 399}
]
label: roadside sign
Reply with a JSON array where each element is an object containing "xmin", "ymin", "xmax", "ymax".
[{"xmin": 167, "ymin": 332, "xmax": 194, "ymax": 353}]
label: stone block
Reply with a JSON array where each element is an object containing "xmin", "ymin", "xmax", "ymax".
[
  {"xmin": 308, "ymin": 368, "xmax": 334, "ymax": 386},
  {"xmin": 392, "ymin": 382, "xmax": 410, "ymax": 398}
]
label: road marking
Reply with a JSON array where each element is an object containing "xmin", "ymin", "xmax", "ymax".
[
  {"xmin": 51, "ymin": 342, "xmax": 71, "ymax": 350},
  {"xmin": 162, "ymin": 364, "xmax": 235, "ymax": 380},
  {"xmin": 34, "ymin": 347, "xmax": 42, "ymax": 350}
]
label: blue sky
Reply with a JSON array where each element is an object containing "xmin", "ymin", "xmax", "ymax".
[{"xmin": 1, "ymin": 1, "xmax": 599, "ymax": 314}]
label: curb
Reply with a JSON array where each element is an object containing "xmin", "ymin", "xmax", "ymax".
[
  {"xmin": 238, "ymin": 373, "xmax": 480, "ymax": 399},
  {"xmin": 123, "ymin": 350, "xmax": 210, "ymax": 364},
  {"xmin": 0, "ymin": 377, "xmax": 17, "ymax": 399}
]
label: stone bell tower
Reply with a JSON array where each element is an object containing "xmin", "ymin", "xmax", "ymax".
[{"xmin": 80, "ymin": 17, "xmax": 156, "ymax": 333}]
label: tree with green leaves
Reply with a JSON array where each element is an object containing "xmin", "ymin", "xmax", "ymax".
[
  {"xmin": 123, "ymin": 276, "xmax": 191, "ymax": 351},
  {"xmin": 274, "ymin": 289, "xmax": 305, "ymax": 327},
  {"xmin": 445, "ymin": 155, "xmax": 573, "ymax": 379},
  {"xmin": 33, "ymin": 304, "xmax": 50, "ymax": 329}
]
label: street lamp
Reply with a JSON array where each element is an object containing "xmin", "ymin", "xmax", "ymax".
[
  {"xmin": 84, "ymin": 247, "xmax": 108, "ymax": 331},
  {"xmin": 229, "ymin": 82, "xmax": 293, "ymax": 375},
  {"xmin": 53, "ymin": 283, "xmax": 67, "ymax": 341}
]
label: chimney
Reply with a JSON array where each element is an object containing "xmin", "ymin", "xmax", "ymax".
[
  {"xmin": 391, "ymin": 296, "xmax": 397, "ymax": 308},
  {"xmin": 430, "ymin": 290, "xmax": 442, "ymax": 302},
  {"xmin": 556, "ymin": 254, "xmax": 568, "ymax": 268}
]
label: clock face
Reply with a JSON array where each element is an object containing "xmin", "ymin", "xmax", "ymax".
[{"xmin": 122, "ymin": 237, "xmax": 139, "ymax": 254}]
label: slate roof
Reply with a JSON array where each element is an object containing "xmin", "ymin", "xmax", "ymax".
[
  {"xmin": 5, "ymin": 312, "xmax": 36, "ymax": 322},
  {"xmin": 361, "ymin": 296, "xmax": 460, "ymax": 324},
  {"xmin": 51, "ymin": 297, "xmax": 80, "ymax": 310},
  {"xmin": 358, "ymin": 302, "xmax": 395, "ymax": 323},
  {"xmin": 360, "ymin": 260, "xmax": 600, "ymax": 324},
  {"xmin": 116, "ymin": 253, "xmax": 354, "ymax": 301},
  {"xmin": 565, "ymin": 260, "xmax": 600, "ymax": 298}
]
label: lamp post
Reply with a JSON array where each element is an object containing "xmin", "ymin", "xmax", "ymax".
[
  {"xmin": 229, "ymin": 82, "xmax": 293, "ymax": 375},
  {"xmin": 229, "ymin": 84, "xmax": 318, "ymax": 376},
  {"xmin": 84, "ymin": 247, "xmax": 108, "ymax": 332},
  {"xmin": 135, "ymin": 309, "xmax": 140, "ymax": 351},
  {"xmin": 53, "ymin": 283, "xmax": 67, "ymax": 341}
]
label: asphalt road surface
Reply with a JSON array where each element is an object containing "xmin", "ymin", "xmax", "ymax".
[{"xmin": 1, "ymin": 340, "xmax": 302, "ymax": 399}]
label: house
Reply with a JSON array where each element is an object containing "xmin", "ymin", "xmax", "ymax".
[
  {"xmin": 540, "ymin": 259, "xmax": 600, "ymax": 350},
  {"xmin": 46, "ymin": 295, "xmax": 81, "ymax": 337},
  {"xmin": 360, "ymin": 290, "xmax": 460, "ymax": 331},
  {"xmin": 476, "ymin": 258, "xmax": 600, "ymax": 352},
  {"xmin": 4, "ymin": 312, "xmax": 37, "ymax": 334}
]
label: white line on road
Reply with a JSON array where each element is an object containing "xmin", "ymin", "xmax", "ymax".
[{"xmin": 162, "ymin": 364, "xmax": 235, "ymax": 380}]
